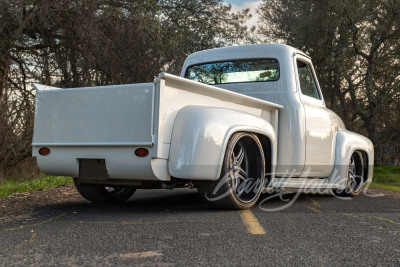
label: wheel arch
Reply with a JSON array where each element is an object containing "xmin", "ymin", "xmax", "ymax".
[
  {"xmin": 328, "ymin": 130, "xmax": 374, "ymax": 186},
  {"xmin": 355, "ymin": 149, "xmax": 369, "ymax": 183},
  {"xmin": 168, "ymin": 105, "xmax": 277, "ymax": 181},
  {"xmin": 256, "ymin": 133, "xmax": 273, "ymax": 187}
]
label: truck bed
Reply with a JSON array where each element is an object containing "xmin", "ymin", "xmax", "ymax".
[{"xmin": 32, "ymin": 73, "xmax": 282, "ymax": 182}]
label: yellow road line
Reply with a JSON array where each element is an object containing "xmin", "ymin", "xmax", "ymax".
[
  {"xmin": 0, "ymin": 211, "xmax": 67, "ymax": 232},
  {"xmin": 240, "ymin": 210, "xmax": 266, "ymax": 235},
  {"xmin": 53, "ymin": 220, "xmax": 181, "ymax": 225},
  {"xmin": 341, "ymin": 213, "xmax": 400, "ymax": 228},
  {"xmin": 369, "ymin": 216, "xmax": 400, "ymax": 227},
  {"xmin": 342, "ymin": 213, "xmax": 356, "ymax": 216},
  {"xmin": 307, "ymin": 196, "xmax": 321, "ymax": 208},
  {"xmin": 307, "ymin": 206, "xmax": 321, "ymax": 213},
  {"xmin": 16, "ymin": 232, "xmax": 37, "ymax": 249},
  {"xmin": 120, "ymin": 251, "xmax": 163, "ymax": 259},
  {"xmin": 0, "ymin": 232, "xmax": 37, "ymax": 252}
]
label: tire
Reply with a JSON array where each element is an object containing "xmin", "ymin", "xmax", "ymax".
[
  {"xmin": 335, "ymin": 151, "xmax": 364, "ymax": 197},
  {"xmin": 73, "ymin": 178, "xmax": 136, "ymax": 203},
  {"xmin": 197, "ymin": 132, "xmax": 265, "ymax": 209}
]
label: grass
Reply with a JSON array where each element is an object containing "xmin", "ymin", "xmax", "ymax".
[
  {"xmin": 0, "ymin": 166, "xmax": 399, "ymax": 198},
  {"xmin": 0, "ymin": 175, "xmax": 73, "ymax": 198},
  {"xmin": 369, "ymin": 166, "xmax": 400, "ymax": 192}
]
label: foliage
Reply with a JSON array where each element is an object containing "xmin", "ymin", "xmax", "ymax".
[
  {"xmin": 258, "ymin": 0, "xmax": 400, "ymax": 164},
  {"xmin": 0, "ymin": 0, "xmax": 253, "ymax": 177}
]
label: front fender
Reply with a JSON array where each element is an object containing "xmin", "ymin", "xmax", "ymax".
[
  {"xmin": 168, "ymin": 105, "xmax": 277, "ymax": 180},
  {"xmin": 328, "ymin": 130, "xmax": 374, "ymax": 186}
]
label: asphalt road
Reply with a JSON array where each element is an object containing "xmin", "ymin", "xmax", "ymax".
[{"xmin": 0, "ymin": 187, "xmax": 400, "ymax": 266}]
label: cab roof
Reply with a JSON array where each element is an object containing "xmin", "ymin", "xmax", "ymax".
[{"xmin": 180, "ymin": 44, "xmax": 309, "ymax": 77}]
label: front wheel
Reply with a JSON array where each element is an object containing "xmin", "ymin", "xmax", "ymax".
[
  {"xmin": 73, "ymin": 178, "xmax": 136, "ymax": 203},
  {"xmin": 197, "ymin": 132, "xmax": 266, "ymax": 209},
  {"xmin": 335, "ymin": 151, "xmax": 364, "ymax": 197}
]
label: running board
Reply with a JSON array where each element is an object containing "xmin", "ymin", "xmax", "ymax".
[{"xmin": 272, "ymin": 178, "xmax": 343, "ymax": 190}]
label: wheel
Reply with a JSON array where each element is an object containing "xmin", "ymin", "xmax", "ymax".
[
  {"xmin": 197, "ymin": 132, "xmax": 265, "ymax": 209},
  {"xmin": 73, "ymin": 178, "xmax": 136, "ymax": 203},
  {"xmin": 335, "ymin": 151, "xmax": 364, "ymax": 197}
]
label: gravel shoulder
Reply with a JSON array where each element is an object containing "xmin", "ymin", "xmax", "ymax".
[{"xmin": 0, "ymin": 185, "xmax": 81, "ymax": 223}]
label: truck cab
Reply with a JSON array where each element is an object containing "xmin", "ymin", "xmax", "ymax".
[{"xmin": 182, "ymin": 44, "xmax": 339, "ymax": 178}]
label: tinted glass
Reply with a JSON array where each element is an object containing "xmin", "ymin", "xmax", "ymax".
[
  {"xmin": 297, "ymin": 60, "xmax": 320, "ymax": 99},
  {"xmin": 185, "ymin": 59, "xmax": 280, "ymax": 85}
]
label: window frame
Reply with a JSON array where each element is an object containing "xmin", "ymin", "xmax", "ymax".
[
  {"xmin": 183, "ymin": 58, "xmax": 281, "ymax": 85},
  {"xmin": 295, "ymin": 58, "xmax": 322, "ymax": 101}
]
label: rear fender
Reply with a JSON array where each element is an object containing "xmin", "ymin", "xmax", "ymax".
[{"xmin": 168, "ymin": 105, "xmax": 277, "ymax": 180}]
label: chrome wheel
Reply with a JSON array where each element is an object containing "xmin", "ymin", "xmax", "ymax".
[
  {"xmin": 197, "ymin": 132, "xmax": 265, "ymax": 209},
  {"xmin": 334, "ymin": 151, "xmax": 364, "ymax": 197},
  {"xmin": 228, "ymin": 137, "xmax": 263, "ymax": 203},
  {"xmin": 348, "ymin": 155, "xmax": 362, "ymax": 193}
]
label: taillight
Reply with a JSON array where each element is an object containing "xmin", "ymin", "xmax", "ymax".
[
  {"xmin": 135, "ymin": 148, "xmax": 149, "ymax": 157},
  {"xmin": 39, "ymin": 147, "xmax": 51, "ymax": 156}
]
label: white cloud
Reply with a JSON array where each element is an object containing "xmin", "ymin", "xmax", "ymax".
[{"xmin": 227, "ymin": 0, "xmax": 262, "ymax": 29}]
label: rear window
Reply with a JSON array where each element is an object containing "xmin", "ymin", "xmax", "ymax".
[{"xmin": 184, "ymin": 59, "xmax": 280, "ymax": 85}]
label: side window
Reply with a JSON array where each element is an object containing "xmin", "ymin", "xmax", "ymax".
[{"xmin": 296, "ymin": 60, "xmax": 320, "ymax": 99}]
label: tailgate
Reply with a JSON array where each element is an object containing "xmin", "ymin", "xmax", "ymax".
[{"xmin": 32, "ymin": 83, "xmax": 154, "ymax": 146}]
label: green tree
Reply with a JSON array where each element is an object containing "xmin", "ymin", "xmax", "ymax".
[
  {"xmin": 258, "ymin": 0, "xmax": 400, "ymax": 164},
  {"xmin": 0, "ymin": 0, "xmax": 253, "ymax": 177}
]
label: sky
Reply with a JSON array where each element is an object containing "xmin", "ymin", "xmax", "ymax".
[{"xmin": 224, "ymin": 0, "xmax": 263, "ymax": 28}]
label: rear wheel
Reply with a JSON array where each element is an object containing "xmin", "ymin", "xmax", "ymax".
[
  {"xmin": 73, "ymin": 178, "xmax": 136, "ymax": 203},
  {"xmin": 197, "ymin": 132, "xmax": 265, "ymax": 209},
  {"xmin": 335, "ymin": 151, "xmax": 364, "ymax": 197}
]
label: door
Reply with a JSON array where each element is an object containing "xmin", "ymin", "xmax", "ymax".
[{"xmin": 295, "ymin": 56, "xmax": 336, "ymax": 177}]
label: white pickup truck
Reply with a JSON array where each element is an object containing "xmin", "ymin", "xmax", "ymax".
[{"xmin": 32, "ymin": 44, "xmax": 374, "ymax": 209}]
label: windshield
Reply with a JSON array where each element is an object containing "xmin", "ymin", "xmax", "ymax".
[{"xmin": 184, "ymin": 59, "xmax": 279, "ymax": 85}]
